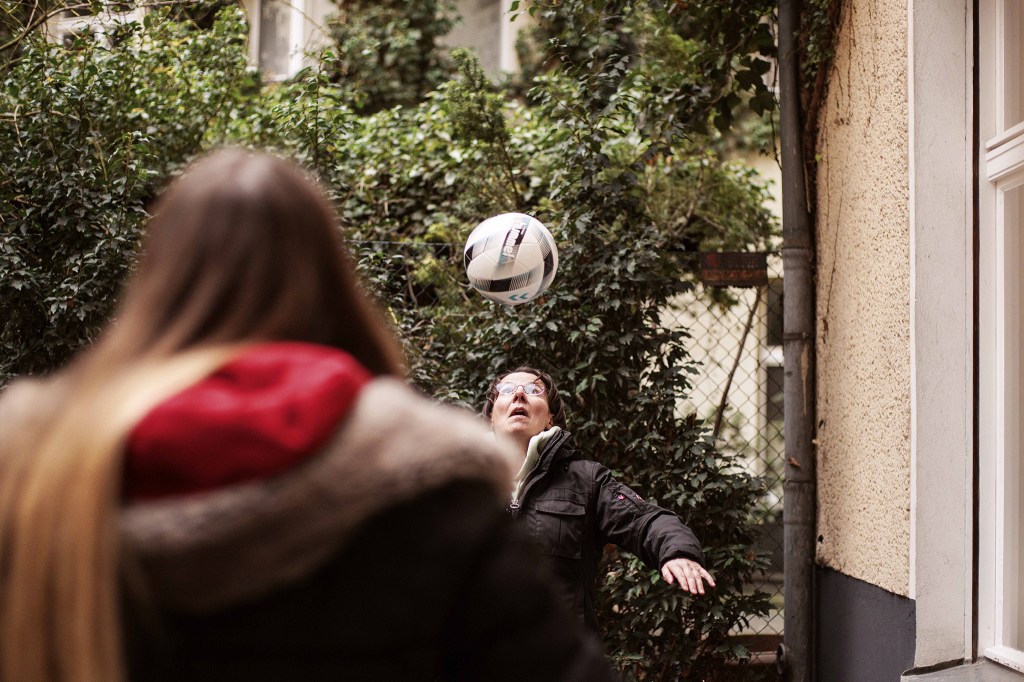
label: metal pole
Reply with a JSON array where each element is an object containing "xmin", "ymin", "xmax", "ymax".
[{"xmin": 778, "ymin": 0, "xmax": 817, "ymax": 680}]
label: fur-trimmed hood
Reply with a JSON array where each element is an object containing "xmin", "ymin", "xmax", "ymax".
[{"xmin": 120, "ymin": 378, "xmax": 517, "ymax": 613}]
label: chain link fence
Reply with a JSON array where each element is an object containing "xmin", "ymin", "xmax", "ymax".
[{"xmin": 664, "ymin": 255, "xmax": 785, "ymax": 647}]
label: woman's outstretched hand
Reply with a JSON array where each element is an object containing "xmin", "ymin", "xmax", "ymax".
[{"xmin": 660, "ymin": 557, "xmax": 716, "ymax": 595}]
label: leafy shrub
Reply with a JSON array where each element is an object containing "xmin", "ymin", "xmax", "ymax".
[
  {"xmin": 346, "ymin": 46, "xmax": 775, "ymax": 678},
  {"xmin": 0, "ymin": 7, "xmax": 252, "ymax": 383},
  {"xmin": 324, "ymin": 0, "xmax": 458, "ymax": 114},
  {"xmin": 0, "ymin": 1, "xmax": 782, "ymax": 678}
]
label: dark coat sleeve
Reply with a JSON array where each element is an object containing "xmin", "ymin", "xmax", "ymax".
[{"xmin": 586, "ymin": 461, "xmax": 705, "ymax": 570}]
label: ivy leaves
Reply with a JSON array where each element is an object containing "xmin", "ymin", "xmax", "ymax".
[
  {"xmin": 0, "ymin": 7, "xmax": 251, "ymax": 382},
  {"xmin": 0, "ymin": 1, "xmax": 781, "ymax": 677}
]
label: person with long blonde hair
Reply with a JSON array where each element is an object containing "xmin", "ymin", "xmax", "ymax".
[{"xmin": 0, "ymin": 149, "xmax": 616, "ymax": 681}]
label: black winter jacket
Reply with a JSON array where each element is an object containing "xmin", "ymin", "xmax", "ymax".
[{"xmin": 509, "ymin": 430, "xmax": 706, "ymax": 631}]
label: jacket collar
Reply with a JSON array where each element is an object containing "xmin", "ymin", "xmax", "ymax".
[
  {"xmin": 512, "ymin": 429, "xmax": 575, "ymax": 509},
  {"xmin": 536, "ymin": 428, "xmax": 574, "ymax": 468}
]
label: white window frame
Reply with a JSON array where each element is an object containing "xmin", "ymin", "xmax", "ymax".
[
  {"xmin": 46, "ymin": 0, "xmax": 320, "ymax": 82},
  {"xmin": 978, "ymin": 0, "xmax": 1024, "ymax": 670},
  {"xmin": 45, "ymin": 4, "xmax": 144, "ymax": 45}
]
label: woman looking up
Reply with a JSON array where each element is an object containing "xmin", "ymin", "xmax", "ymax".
[{"xmin": 485, "ymin": 367, "xmax": 717, "ymax": 633}]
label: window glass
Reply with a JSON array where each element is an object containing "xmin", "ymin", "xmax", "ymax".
[
  {"xmin": 764, "ymin": 364, "xmax": 784, "ymax": 511},
  {"xmin": 766, "ymin": 278, "xmax": 784, "ymax": 347},
  {"xmin": 258, "ymin": 0, "xmax": 291, "ymax": 80}
]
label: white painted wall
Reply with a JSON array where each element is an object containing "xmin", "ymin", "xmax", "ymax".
[
  {"xmin": 906, "ymin": 0, "xmax": 973, "ymax": 667},
  {"xmin": 446, "ymin": 0, "xmax": 531, "ymax": 76},
  {"xmin": 446, "ymin": 0, "xmax": 503, "ymax": 73},
  {"xmin": 240, "ymin": 0, "xmax": 334, "ymax": 80}
]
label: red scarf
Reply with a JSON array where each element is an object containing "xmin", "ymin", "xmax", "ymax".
[{"xmin": 124, "ymin": 343, "xmax": 371, "ymax": 500}]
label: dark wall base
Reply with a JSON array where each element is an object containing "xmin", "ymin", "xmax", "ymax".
[{"xmin": 816, "ymin": 566, "xmax": 917, "ymax": 681}]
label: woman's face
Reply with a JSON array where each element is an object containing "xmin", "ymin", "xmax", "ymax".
[{"xmin": 490, "ymin": 372, "xmax": 555, "ymax": 443}]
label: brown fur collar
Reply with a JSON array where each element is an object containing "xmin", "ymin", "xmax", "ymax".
[{"xmin": 120, "ymin": 378, "xmax": 516, "ymax": 612}]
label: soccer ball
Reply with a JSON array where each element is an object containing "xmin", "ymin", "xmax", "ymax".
[{"xmin": 463, "ymin": 212, "xmax": 558, "ymax": 306}]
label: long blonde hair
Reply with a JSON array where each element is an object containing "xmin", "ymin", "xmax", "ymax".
[{"xmin": 0, "ymin": 149, "xmax": 405, "ymax": 680}]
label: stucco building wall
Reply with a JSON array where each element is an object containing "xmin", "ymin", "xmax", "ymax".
[
  {"xmin": 814, "ymin": 0, "xmax": 911, "ymax": 596},
  {"xmin": 446, "ymin": 0, "xmax": 534, "ymax": 76},
  {"xmin": 446, "ymin": 0, "xmax": 503, "ymax": 73}
]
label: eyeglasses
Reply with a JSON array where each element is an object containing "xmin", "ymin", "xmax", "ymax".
[{"xmin": 495, "ymin": 382, "xmax": 546, "ymax": 396}]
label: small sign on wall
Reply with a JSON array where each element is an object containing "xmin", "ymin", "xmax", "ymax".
[{"xmin": 699, "ymin": 252, "xmax": 769, "ymax": 287}]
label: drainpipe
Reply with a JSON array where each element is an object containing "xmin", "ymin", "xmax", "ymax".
[{"xmin": 777, "ymin": 0, "xmax": 817, "ymax": 680}]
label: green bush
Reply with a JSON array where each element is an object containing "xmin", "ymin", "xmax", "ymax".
[
  {"xmin": 339, "ymin": 45, "xmax": 776, "ymax": 678},
  {"xmin": 324, "ymin": 0, "xmax": 457, "ymax": 114},
  {"xmin": 0, "ymin": 2, "xmax": 782, "ymax": 678},
  {"xmin": 0, "ymin": 6, "xmax": 252, "ymax": 383}
]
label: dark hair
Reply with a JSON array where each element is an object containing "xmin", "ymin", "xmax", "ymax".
[
  {"xmin": 482, "ymin": 366, "xmax": 567, "ymax": 428},
  {"xmin": 97, "ymin": 148, "xmax": 405, "ymax": 376}
]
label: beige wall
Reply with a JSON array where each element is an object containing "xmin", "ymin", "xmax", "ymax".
[
  {"xmin": 446, "ymin": 0, "xmax": 533, "ymax": 76},
  {"xmin": 447, "ymin": 0, "xmax": 503, "ymax": 74},
  {"xmin": 814, "ymin": 0, "xmax": 911, "ymax": 596}
]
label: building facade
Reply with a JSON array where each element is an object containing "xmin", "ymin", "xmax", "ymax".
[
  {"xmin": 810, "ymin": 1, "xmax": 1023, "ymax": 679},
  {"xmin": 45, "ymin": 0, "xmax": 527, "ymax": 81}
]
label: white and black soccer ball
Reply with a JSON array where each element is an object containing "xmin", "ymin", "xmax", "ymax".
[{"xmin": 463, "ymin": 212, "xmax": 559, "ymax": 306}]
